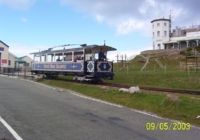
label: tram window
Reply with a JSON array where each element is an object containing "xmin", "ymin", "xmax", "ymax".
[
  {"xmin": 64, "ymin": 52, "xmax": 72, "ymax": 61},
  {"xmin": 85, "ymin": 54, "xmax": 91, "ymax": 61},
  {"xmin": 85, "ymin": 54, "xmax": 94, "ymax": 61},
  {"xmin": 98, "ymin": 52, "xmax": 106, "ymax": 61},
  {"xmin": 95, "ymin": 53, "xmax": 98, "ymax": 60},
  {"xmin": 56, "ymin": 56, "xmax": 62, "ymax": 61},
  {"xmin": 74, "ymin": 51, "xmax": 84, "ymax": 61}
]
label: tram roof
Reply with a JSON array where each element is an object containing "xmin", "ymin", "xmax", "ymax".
[{"xmin": 31, "ymin": 44, "xmax": 117, "ymax": 56}]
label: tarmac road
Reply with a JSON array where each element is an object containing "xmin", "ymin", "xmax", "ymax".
[{"xmin": 0, "ymin": 76, "xmax": 199, "ymax": 140}]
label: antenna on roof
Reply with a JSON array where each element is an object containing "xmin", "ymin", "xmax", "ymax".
[
  {"xmin": 80, "ymin": 44, "xmax": 87, "ymax": 47},
  {"xmin": 169, "ymin": 9, "xmax": 172, "ymax": 21},
  {"xmin": 169, "ymin": 9, "xmax": 172, "ymax": 37},
  {"xmin": 48, "ymin": 43, "xmax": 87, "ymax": 50}
]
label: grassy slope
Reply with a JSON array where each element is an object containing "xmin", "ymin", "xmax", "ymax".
[
  {"xmin": 109, "ymin": 55, "xmax": 200, "ymax": 90},
  {"xmin": 41, "ymin": 80, "xmax": 200, "ymax": 126}
]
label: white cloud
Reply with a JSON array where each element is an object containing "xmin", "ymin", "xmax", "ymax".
[
  {"xmin": 9, "ymin": 43, "xmax": 48, "ymax": 58},
  {"xmin": 21, "ymin": 17, "xmax": 28, "ymax": 23},
  {"xmin": 60, "ymin": 0, "xmax": 198, "ymax": 36},
  {"xmin": 95, "ymin": 14, "xmax": 104, "ymax": 23},
  {"xmin": 139, "ymin": 0, "xmax": 156, "ymax": 15},
  {"xmin": 8, "ymin": 42, "xmax": 151, "ymax": 62},
  {"xmin": 0, "ymin": 0, "xmax": 35, "ymax": 10},
  {"xmin": 107, "ymin": 50, "xmax": 141, "ymax": 62},
  {"xmin": 116, "ymin": 19, "xmax": 145, "ymax": 35},
  {"xmin": 9, "ymin": 42, "xmax": 140, "ymax": 61}
]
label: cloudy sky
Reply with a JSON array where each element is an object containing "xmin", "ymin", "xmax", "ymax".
[{"xmin": 0, "ymin": 0, "xmax": 199, "ymax": 60}]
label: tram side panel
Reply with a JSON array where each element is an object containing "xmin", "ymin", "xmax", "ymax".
[
  {"xmin": 31, "ymin": 60, "xmax": 114, "ymax": 80},
  {"xmin": 31, "ymin": 61, "xmax": 85, "ymax": 75},
  {"xmin": 86, "ymin": 60, "xmax": 114, "ymax": 80}
]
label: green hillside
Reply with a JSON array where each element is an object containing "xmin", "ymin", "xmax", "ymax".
[{"xmin": 109, "ymin": 49, "xmax": 200, "ymax": 90}]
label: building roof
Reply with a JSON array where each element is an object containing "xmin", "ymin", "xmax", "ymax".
[
  {"xmin": 31, "ymin": 44, "xmax": 117, "ymax": 56},
  {"xmin": 0, "ymin": 40, "xmax": 10, "ymax": 48},
  {"xmin": 17, "ymin": 55, "xmax": 32, "ymax": 62},
  {"xmin": 9, "ymin": 52, "xmax": 17, "ymax": 58},
  {"xmin": 18, "ymin": 55, "xmax": 30, "ymax": 59},
  {"xmin": 151, "ymin": 18, "xmax": 171, "ymax": 23},
  {"xmin": 163, "ymin": 36, "xmax": 200, "ymax": 44}
]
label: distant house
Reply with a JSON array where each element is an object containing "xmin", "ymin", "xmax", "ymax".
[
  {"xmin": 0, "ymin": 40, "xmax": 33, "ymax": 73},
  {"xmin": 16, "ymin": 56, "xmax": 32, "ymax": 68},
  {"xmin": 8, "ymin": 52, "xmax": 17, "ymax": 68},
  {"xmin": 0, "ymin": 40, "xmax": 9, "ymax": 68}
]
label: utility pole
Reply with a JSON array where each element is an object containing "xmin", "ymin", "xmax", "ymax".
[{"xmin": 116, "ymin": 54, "xmax": 119, "ymax": 70}]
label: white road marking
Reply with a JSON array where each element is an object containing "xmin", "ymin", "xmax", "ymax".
[
  {"xmin": 0, "ymin": 116, "xmax": 23, "ymax": 140},
  {"xmin": 129, "ymin": 108, "xmax": 163, "ymax": 119},
  {"xmin": 0, "ymin": 74, "xmax": 7, "ymax": 77},
  {"xmin": 69, "ymin": 90, "xmax": 123, "ymax": 108},
  {"xmin": 66, "ymin": 90, "xmax": 200, "ymax": 130},
  {"xmin": 20, "ymin": 78, "xmax": 123, "ymax": 108}
]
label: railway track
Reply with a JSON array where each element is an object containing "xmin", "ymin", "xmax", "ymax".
[
  {"xmin": 33, "ymin": 76, "xmax": 200, "ymax": 95},
  {"xmin": 52, "ymin": 78, "xmax": 200, "ymax": 95},
  {"xmin": 1, "ymin": 73, "xmax": 200, "ymax": 95},
  {"xmin": 100, "ymin": 82, "xmax": 200, "ymax": 95}
]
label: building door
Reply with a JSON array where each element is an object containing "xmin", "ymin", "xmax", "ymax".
[
  {"xmin": 0, "ymin": 53, "xmax": 1, "ymax": 73},
  {"xmin": 157, "ymin": 44, "xmax": 161, "ymax": 49},
  {"xmin": 0, "ymin": 53, "xmax": 1, "ymax": 68}
]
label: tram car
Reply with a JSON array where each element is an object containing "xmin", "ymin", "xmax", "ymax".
[{"xmin": 31, "ymin": 44, "xmax": 116, "ymax": 81}]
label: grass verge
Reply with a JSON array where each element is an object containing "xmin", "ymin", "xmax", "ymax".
[
  {"xmin": 110, "ymin": 56, "xmax": 200, "ymax": 90},
  {"xmin": 111, "ymin": 69, "xmax": 200, "ymax": 90},
  {"xmin": 41, "ymin": 79, "xmax": 200, "ymax": 126}
]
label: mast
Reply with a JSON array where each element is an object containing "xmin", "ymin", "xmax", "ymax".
[{"xmin": 169, "ymin": 10, "xmax": 172, "ymax": 37}]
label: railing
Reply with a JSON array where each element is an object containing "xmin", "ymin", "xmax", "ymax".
[{"xmin": 0, "ymin": 67, "xmax": 32, "ymax": 78}]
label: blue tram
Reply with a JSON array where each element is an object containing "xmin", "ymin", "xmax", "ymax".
[{"xmin": 31, "ymin": 44, "xmax": 116, "ymax": 81}]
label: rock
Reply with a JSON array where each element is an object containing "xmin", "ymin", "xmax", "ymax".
[
  {"xmin": 119, "ymin": 87, "xmax": 140, "ymax": 94},
  {"xmin": 57, "ymin": 89, "xmax": 64, "ymax": 92},
  {"xmin": 119, "ymin": 88, "xmax": 129, "ymax": 93},
  {"xmin": 129, "ymin": 86, "xmax": 140, "ymax": 94}
]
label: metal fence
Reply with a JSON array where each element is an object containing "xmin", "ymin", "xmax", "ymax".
[{"xmin": 0, "ymin": 67, "xmax": 32, "ymax": 78}]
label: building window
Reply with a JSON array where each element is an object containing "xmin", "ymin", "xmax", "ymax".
[
  {"xmin": 157, "ymin": 23, "xmax": 160, "ymax": 27},
  {"xmin": 2, "ymin": 59, "xmax": 7, "ymax": 64},
  {"xmin": 164, "ymin": 31, "xmax": 167, "ymax": 37},
  {"xmin": 153, "ymin": 32, "xmax": 154, "ymax": 37},
  {"xmin": 8, "ymin": 60, "xmax": 11, "ymax": 66},
  {"xmin": 158, "ymin": 44, "xmax": 161, "ymax": 49},
  {"xmin": 25, "ymin": 63, "xmax": 29, "ymax": 67},
  {"xmin": 164, "ymin": 22, "xmax": 167, "ymax": 26},
  {"xmin": 157, "ymin": 31, "xmax": 160, "ymax": 37},
  {"xmin": 0, "ymin": 47, "xmax": 4, "ymax": 51}
]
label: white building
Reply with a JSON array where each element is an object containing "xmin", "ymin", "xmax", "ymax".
[
  {"xmin": 164, "ymin": 26, "xmax": 200, "ymax": 49},
  {"xmin": 0, "ymin": 40, "xmax": 32, "ymax": 72},
  {"xmin": 0, "ymin": 40, "xmax": 10, "ymax": 68},
  {"xmin": 8, "ymin": 52, "xmax": 17, "ymax": 68},
  {"xmin": 151, "ymin": 18, "xmax": 171, "ymax": 50},
  {"xmin": 151, "ymin": 18, "xmax": 200, "ymax": 50},
  {"xmin": 17, "ymin": 56, "xmax": 32, "ymax": 68}
]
